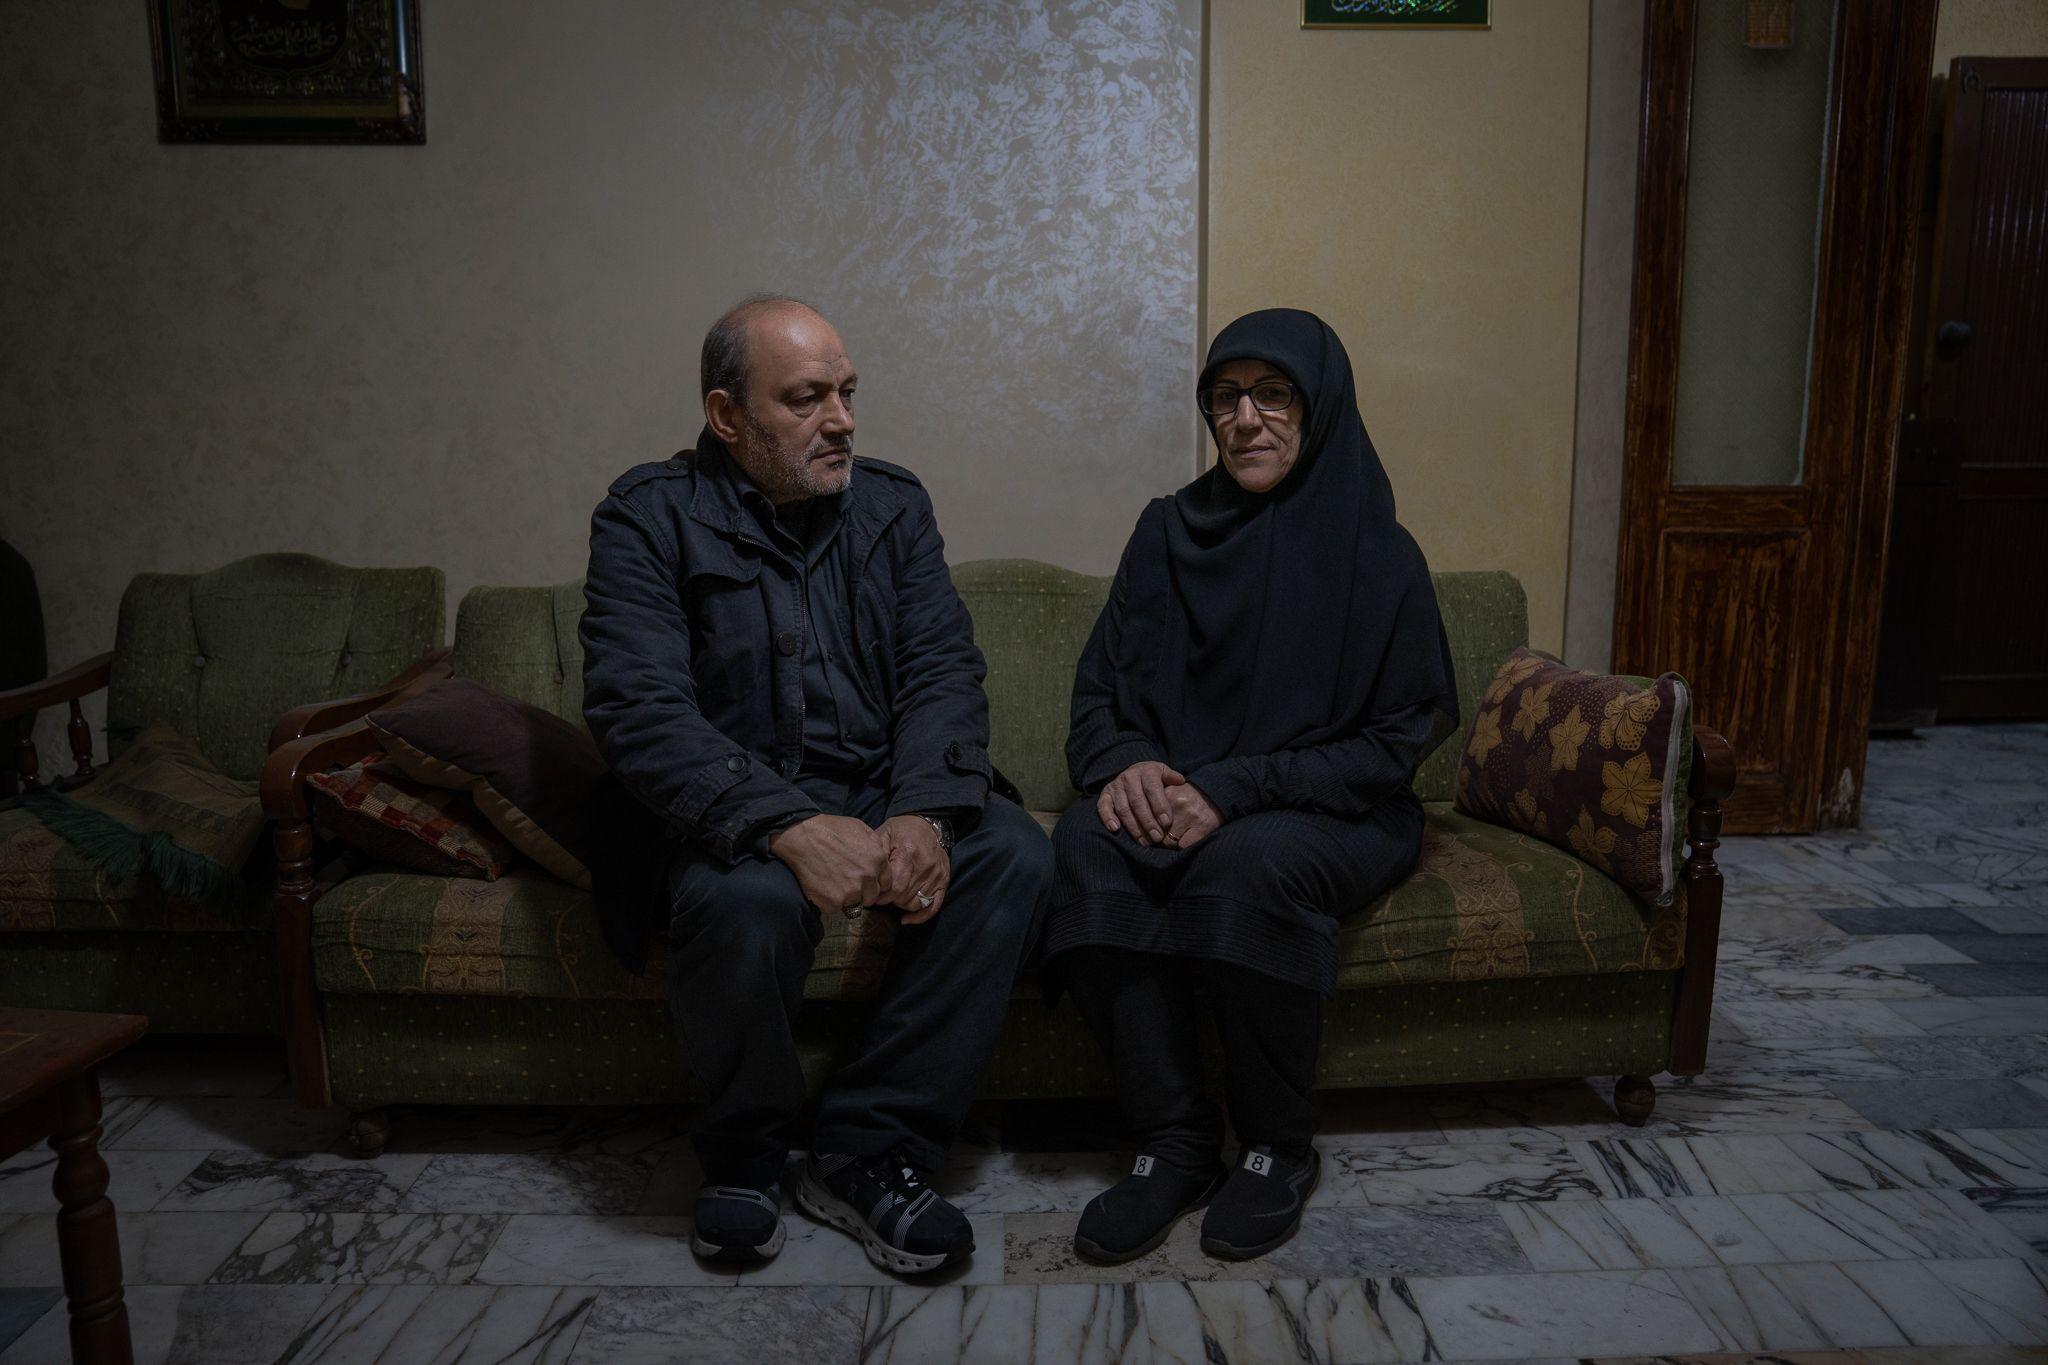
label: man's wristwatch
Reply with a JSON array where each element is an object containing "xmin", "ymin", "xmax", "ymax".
[{"xmin": 914, "ymin": 813, "xmax": 955, "ymax": 854}]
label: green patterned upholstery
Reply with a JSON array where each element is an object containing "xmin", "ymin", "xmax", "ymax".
[
  {"xmin": 321, "ymin": 994, "xmax": 841, "ymax": 1108},
  {"xmin": 109, "ymin": 554, "xmax": 445, "ymax": 781},
  {"xmin": 4, "ymin": 554, "xmax": 441, "ymax": 1031},
  {"xmin": 951, "ymin": 560, "xmax": 1111, "ymax": 813},
  {"xmin": 1411, "ymin": 571, "xmax": 1528, "ymax": 804},
  {"xmin": 451, "ymin": 581, "xmax": 587, "ymax": 726},
  {"xmin": 0, "ymin": 803, "xmax": 264, "ymax": 933},
  {"xmin": 306, "ymin": 561, "xmax": 1696, "ymax": 1100},
  {"xmin": 980, "ymin": 970, "xmax": 1677, "ymax": 1097},
  {"xmin": 310, "ymin": 870, "xmax": 650, "ymax": 1000},
  {"xmin": 312, "ymin": 868, "xmax": 932, "ymax": 1005},
  {"xmin": 318, "ymin": 970, "xmax": 1677, "ymax": 1109},
  {"xmin": 1339, "ymin": 806, "xmax": 1683, "ymax": 990},
  {"xmin": 309, "ymin": 803, "xmax": 1681, "ymax": 1005},
  {"xmin": 0, "ymin": 930, "xmax": 275, "ymax": 1033},
  {"xmin": 953, "ymin": 563, "xmax": 1524, "ymax": 810},
  {"xmin": 440, "ymin": 566, "xmax": 1524, "ymax": 810}
]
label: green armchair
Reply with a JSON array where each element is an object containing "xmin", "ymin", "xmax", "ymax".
[{"xmin": 0, "ymin": 553, "xmax": 445, "ymax": 1032}]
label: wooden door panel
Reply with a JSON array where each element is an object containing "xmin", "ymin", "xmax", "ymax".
[
  {"xmin": 1658, "ymin": 529, "xmax": 1809, "ymax": 830},
  {"xmin": 1940, "ymin": 74, "xmax": 2048, "ymax": 458},
  {"xmin": 1945, "ymin": 490, "xmax": 2048, "ymax": 707},
  {"xmin": 1615, "ymin": 0, "xmax": 1938, "ymax": 832},
  {"xmin": 1925, "ymin": 59, "xmax": 2048, "ymax": 720}
]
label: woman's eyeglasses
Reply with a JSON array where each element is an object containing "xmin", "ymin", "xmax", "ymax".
[{"xmin": 1199, "ymin": 381, "xmax": 1296, "ymax": 417}]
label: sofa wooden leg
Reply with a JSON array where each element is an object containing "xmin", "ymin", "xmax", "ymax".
[
  {"xmin": 1614, "ymin": 1074, "xmax": 1656, "ymax": 1126},
  {"xmin": 347, "ymin": 1108, "xmax": 390, "ymax": 1158}
]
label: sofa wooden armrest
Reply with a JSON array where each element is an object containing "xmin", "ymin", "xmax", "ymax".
[
  {"xmin": 261, "ymin": 719, "xmax": 389, "ymax": 1107},
  {"xmin": 266, "ymin": 647, "xmax": 454, "ymax": 754},
  {"xmin": 1668, "ymin": 726, "xmax": 1735, "ymax": 1078},
  {"xmin": 0, "ymin": 652, "xmax": 113, "ymax": 792}
]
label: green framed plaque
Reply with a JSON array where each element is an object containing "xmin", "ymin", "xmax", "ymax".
[{"xmin": 1303, "ymin": 0, "xmax": 1489, "ymax": 28}]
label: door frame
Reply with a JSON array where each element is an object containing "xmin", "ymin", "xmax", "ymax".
[{"xmin": 1613, "ymin": 0, "xmax": 1938, "ymax": 832}]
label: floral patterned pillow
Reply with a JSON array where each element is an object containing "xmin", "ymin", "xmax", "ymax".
[{"xmin": 1454, "ymin": 648, "xmax": 1692, "ymax": 905}]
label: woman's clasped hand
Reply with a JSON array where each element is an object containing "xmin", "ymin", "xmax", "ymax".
[{"xmin": 1095, "ymin": 760, "xmax": 1223, "ymax": 849}]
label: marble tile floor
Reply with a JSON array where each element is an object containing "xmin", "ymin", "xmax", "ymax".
[{"xmin": 0, "ymin": 725, "xmax": 2044, "ymax": 1362}]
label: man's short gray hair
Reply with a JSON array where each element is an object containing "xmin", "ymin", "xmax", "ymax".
[{"xmin": 700, "ymin": 294, "xmax": 817, "ymax": 407}]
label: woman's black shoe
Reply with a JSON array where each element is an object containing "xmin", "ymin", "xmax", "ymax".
[
  {"xmin": 1073, "ymin": 1154, "xmax": 1225, "ymax": 1265},
  {"xmin": 1199, "ymin": 1144, "xmax": 1320, "ymax": 1261}
]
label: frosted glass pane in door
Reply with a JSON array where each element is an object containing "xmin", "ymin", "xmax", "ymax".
[{"xmin": 1671, "ymin": 0, "xmax": 1838, "ymax": 486}]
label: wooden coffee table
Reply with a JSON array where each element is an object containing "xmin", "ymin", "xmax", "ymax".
[{"xmin": 0, "ymin": 1007, "xmax": 146, "ymax": 1365}]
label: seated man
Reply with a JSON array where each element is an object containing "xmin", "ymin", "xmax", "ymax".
[{"xmin": 580, "ymin": 295, "xmax": 1049, "ymax": 1276}]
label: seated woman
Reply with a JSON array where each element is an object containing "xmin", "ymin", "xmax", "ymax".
[{"xmin": 1046, "ymin": 308, "xmax": 1459, "ymax": 1264}]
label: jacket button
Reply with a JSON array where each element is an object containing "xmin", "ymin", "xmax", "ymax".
[
  {"xmin": 338, "ymin": 651, "xmax": 353, "ymax": 669},
  {"xmin": 946, "ymin": 741, "xmax": 962, "ymax": 761},
  {"xmin": 192, "ymin": 654, "xmax": 207, "ymax": 669},
  {"xmin": 726, "ymin": 755, "xmax": 745, "ymax": 773},
  {"xmin": 776, "ymin": 631, "xmax": 798, "ymax": 657}
]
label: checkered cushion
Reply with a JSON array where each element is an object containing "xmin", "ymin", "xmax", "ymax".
[{"xmin": 309, "ymin": 756, "xmax": 517, "ymax": 880}]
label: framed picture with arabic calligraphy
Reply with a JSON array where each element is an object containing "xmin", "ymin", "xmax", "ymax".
[
  {"xmin": 148, "ymin": 0, "xmax": 425, "ymax": 143},
  {"xmin": 1303, "ymin": 0, "xmax": 1489, "ymax": 28}
]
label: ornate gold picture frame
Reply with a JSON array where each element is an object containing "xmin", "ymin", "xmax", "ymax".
[{"xmin": 148, "ymin": 0, "xmax": 425, "ymax": 144}]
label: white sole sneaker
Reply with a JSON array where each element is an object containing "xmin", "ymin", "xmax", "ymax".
[
  {"xmin": 689, "ymin": 1186, "xmax": 787, "ymax": 1263},
  {"xmin": 794, "ymin": 1162, "xmax": 964, "ymax": 1276},
  {"xmin": 688, "ymin": 1217, "xmax": 786, "ymax": 1262}
]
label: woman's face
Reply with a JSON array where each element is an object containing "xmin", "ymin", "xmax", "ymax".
[{"xmin": 1206, "ymin": 358, "xmax": 1305, "ymax": 494}]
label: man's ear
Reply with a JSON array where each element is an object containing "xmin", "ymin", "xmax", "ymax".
[{"xmin": 704, "ymin": 390, "xmax": 744, "ymax": 445}]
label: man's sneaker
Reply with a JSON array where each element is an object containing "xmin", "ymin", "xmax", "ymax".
[
  {"xmin": 795, "ymin": 1150, "xmax": 973, "ymax": 1276},
  {"xmin": 1198, "ymin": 1144, "xmax": 1320, "ymax": 1261},
  {"xmin": 1073, "ymin": 1153, "xmax": 1225, "ymax": 1265},
  {"xmin": 690, "ymin": 1181, "xmax": 785, "ymax": 1263}
]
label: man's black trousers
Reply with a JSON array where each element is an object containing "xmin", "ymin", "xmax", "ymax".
[{"xmin": 664, "ymin": 784, "xmax": 1049, "ymax": 1187}]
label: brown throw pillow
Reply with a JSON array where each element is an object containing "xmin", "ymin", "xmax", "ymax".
[
  {"xmin": 366, "ymin": 677, "xmax": 611, "ymax": 890},
  {"xmin": 307, "ymin": 755, "xmax": 518, "ymax": 880},
  {"xmin": 1454, "ymin": 647, "xmax": 1692, "ymax": 905}
]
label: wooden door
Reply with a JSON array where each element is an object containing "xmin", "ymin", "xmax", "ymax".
[
  {"xmin": 1918, "ymin": 58, "xmax": 2048, "ymax": 720},
  {"xmin": 1614, "ymin": 0, "xmax": 1938, "ymax": 833}
]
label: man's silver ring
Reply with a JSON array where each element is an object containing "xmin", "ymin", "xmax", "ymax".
[
  {"xmin": 845, "ymin": 906, "xmax": 864, "ymax": 920},
  {"xmin": 915, "ymin": 891, "xmax": 935, "ymax": 909}
]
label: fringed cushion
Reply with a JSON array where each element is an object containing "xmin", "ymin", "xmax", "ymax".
[{"xmin": 17, "ymin": 725, "xmax": 263, "ymax": 910}]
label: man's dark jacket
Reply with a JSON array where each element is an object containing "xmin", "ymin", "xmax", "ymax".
[{"xmin": 580, "ymin": 434, "xmax": 999, "ymax": 958}]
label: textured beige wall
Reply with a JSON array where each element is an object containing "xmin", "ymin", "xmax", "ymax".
[
  {"xmin": 2, "ymin": 0, "xmax": 1199, "ymax": 771},
  {"xmin": 1205, "ymin": 0, "xmax": 1591, "ymax": 654},
  {"xmin": 1933, "ymin": 0, "xmax": 2048, "ymax": 69}
]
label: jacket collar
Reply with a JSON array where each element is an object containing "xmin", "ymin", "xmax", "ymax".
[{"xmin": 686, "ymin": 426, "xmax": 907, "ymax": 551}]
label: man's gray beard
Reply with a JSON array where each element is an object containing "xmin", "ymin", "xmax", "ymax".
[{"xmin": 738, "ymin": 409, "xmax": 854, "ymax": 502}]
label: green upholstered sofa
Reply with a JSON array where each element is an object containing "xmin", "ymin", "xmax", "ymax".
[
  {"xmin": 262, "ymin": 561, "xmax": 1732, "ymax": 1154},
  {"xmin": 0, "ymin": 554, "xmax": 445, "ymax": 1033}
]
